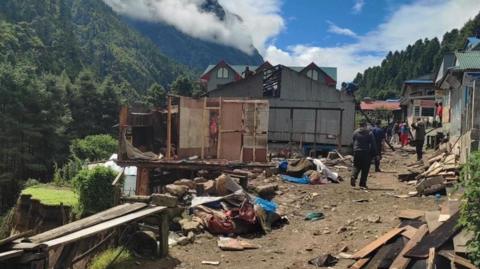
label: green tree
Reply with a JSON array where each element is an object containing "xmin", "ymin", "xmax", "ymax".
[
  {"xmin": 145, "ymin": 83, "xmax": 166, "ymax": 107},
  {"xmin": 70, "ymin": 134, "xmax": 117, "ymax": 162},
  {"xmin": 73, "ymin": 166, "xmax": 115, "ymax": 216}
]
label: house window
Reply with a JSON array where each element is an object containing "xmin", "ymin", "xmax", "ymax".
[
  {"xmin": 306, "ymin": 69, "xmax": 319, "ymax": 80},
  {"xmin": 414, "ymin": 106, "xmax": 420, "ymax": 116},
  {"xmin": 421, "ymin": 107, "xmax": 435, "ymax": 117},
  {"xmin": 217, "ymin": 67, "xmax": 229, "ymax": 79}
]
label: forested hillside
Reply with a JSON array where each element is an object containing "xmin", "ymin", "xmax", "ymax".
[
  {"xmin": 0, "ymin": 0, "xmax": 198, "ymax": 209},
  {"xmin": 123, "ymin": 18, "xmax": 264, "ymax": 70},
  {"xmin": 354, "ymin": 12, "xmax": 480, "ymax": 99}
]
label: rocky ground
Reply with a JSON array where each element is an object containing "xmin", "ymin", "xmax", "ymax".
[{"xmin": 140, "ymin": 147, "xmax": 440, "ymax": 269}]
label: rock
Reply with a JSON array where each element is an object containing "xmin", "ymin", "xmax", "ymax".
[
  {"xmin": 179, "ymin": 219, "xmax": 202, "ymax": 234},
  {"xmin": 165, "ymin": 184, "xmax": 189, "ymax": 197},
  {"xmin": 177, "ymin": 236, "xmax": 190, "ymax": 246},
  {"xmin": 199, "ymin": 180, "xmax": 216, "ymax": 194},
  {"xmin": 336, "ymin": 226, "xmax": 347, "ymax": 234},
  {"xmin": 367, "ymin": 215, "xmax": 381, "ymax": 223},
  {"xmin": 187, "ymin": 231, "xmax": 195, "ymax": 241},
  {"xmin": 174, "ymin": 179, "xmax": 196, "ymax": 189},
  {"xmin": 193, "ymin": 177, "xmax": 208, "ymax": 183},
  {"xmin": 323, "ymin": 230, "xmax": 331, "ymax": 235},
  {"xmin": 151, "ymin": 193, "xmax": 178, "ymax": 207},
  {"xmin": 255, "ymin": 183, "xmax": 278, "ymax": 197}
]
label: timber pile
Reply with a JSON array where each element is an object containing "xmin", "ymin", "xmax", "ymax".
[
  {"xmin": 347, "ymin": 203, "xmax": 477, "ymax": 269},
  {"xmin": 398, "ymin": 148, "xmax": 460, "ymax": 196}
]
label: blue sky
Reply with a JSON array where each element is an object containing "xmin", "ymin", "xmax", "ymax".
[{"xmin": 104, "ymin": 0, "xmax": 480, "ymax": 85}]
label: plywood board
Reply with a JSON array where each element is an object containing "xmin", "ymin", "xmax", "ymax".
[
  {"xmin": 425, "ymin": 211, "xmax": 441, "ymax": 232},
  {"xmin": 390, "ymin": 224, "xmax": 428, "ymax": 269},
  {"xmin": 453, "ymin": 229, "xmax": 474, "ymax": 253},
  {"xmin": 219, "ymin": 102, "xmax": 243, "ymax": 161},
  {"xmin": 350, "ymin": 258, "xmax": 370, "ymax": 269},
  {"xmin": 401, "ymin": 226, "xmax": 418, "ymax": 240},
  {"xmin": 352, "ymin": 228, "xmax": 405, "ymax": 259},
  {"xmin": 398, "ymin": 209, "xmax": 425, "ymax": 220},
  {"xmin": 178, "ymin": 98, "xmax": 205, "ymax": 153},
  {"xmin": 405, "ymin": 212, "xmax": 460, "ymax": 259}
]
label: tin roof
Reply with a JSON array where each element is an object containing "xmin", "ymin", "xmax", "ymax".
[{"xmin": 454, "ymin": 51, "xmax": 480, "ymax": 69}]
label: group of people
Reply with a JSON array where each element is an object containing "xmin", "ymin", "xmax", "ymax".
[{"xmin": 350, "ymin": 118, "xmax": 425, "ymax": 189}]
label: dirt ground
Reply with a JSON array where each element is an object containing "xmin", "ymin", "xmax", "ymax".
[{"xmin": 140, "ymin": 147, "xmax": 440, "ymax": 269}]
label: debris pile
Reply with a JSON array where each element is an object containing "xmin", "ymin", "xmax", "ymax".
[
  {"xmin": 344, "ymin": 200, "xmax": 475, "ymax": 269},
  {"xmin": 398, "ymin": 148, "xmax": 460, "ymax": 196},
  {"xmin": 278, "ymin": 157, "xmax": 342, "ymax": 185}
]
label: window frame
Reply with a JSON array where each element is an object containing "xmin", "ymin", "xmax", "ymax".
[{"xmin": 216, "ymin": 67, "xmax": 229, "ymax": 79}]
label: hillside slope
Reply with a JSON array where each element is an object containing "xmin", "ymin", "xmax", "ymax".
[{"xmin": 354, "ymin": 13, "xmax": 480, "ymax": 99}]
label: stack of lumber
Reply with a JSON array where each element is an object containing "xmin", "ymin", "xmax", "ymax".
[
  {"xmin": 348, "ymin": 203, "xmax": 477, "ymax": 269},
  {"xmin": 397, "ymin": 149, "xmax": 460, "ymax": 196}
]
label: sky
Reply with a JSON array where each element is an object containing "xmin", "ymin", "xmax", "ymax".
[{"xmin": 104, "ymin": 0, "xmax": 480, "ymax": 85}]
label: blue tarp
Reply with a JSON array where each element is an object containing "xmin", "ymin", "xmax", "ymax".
[
  {"xmin": 255, "ymin": 197, "xmax": 278, "ymax": 213},
  {"xmin": 280, "ymin": 174, "xmax": 310, "ymax": 184}
]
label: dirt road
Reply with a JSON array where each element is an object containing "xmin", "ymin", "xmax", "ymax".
[{"xmin": 142, "ymin": 148, "xmax": 439, "ymax": 269}]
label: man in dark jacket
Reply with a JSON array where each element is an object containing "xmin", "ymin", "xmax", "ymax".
[
  {"xmin": 351, "ymin": 120, "xmax": 377, "ymax": 189},
  {"xmin": 372, "ymin": 120, "xmax": 385, "ymax": 172},
  {"xmin": 411, "ymin": 118, "xmax": 426, "ymax": 161}
]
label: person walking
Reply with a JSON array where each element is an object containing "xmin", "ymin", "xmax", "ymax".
[
  {"xmin": 351, "ymin": 120, "xmax": 377, "ymax": 189},
  {"xmin": 412, "ymin": 118, "xmax": 426, "ymax": 161},
  {"xmin": 372, "ymin": 120, "xmax": 385, "ymax": 172},
  {"xmin": 400, "ymin": 122, "xmax": 410, "ymax": 147},
  {"xmin": 390, "ymin": 122, "xmax": 400, "ymax": 145}
]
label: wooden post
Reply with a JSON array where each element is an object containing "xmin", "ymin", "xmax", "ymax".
[
  {"xmin": 338, "ymin": 109, "xmax": 343, "ymax": 151},
  {"xmin": 201, "ymin": 97, "xmax": 206, "ymax": 159},
  {"xmin": 427, "ymin": 247, "xmax": 436, "ymax": 269},
  {"xmin": 289, "ymin": 108, "xmax": 294, "ymax": 154},
  {"xmin": 217, "ymin": 98, "xmax": 223, "ymax": 159},
  {"xmin": 253, "ymin": 102, "xmax": 257, "ymax": 162},
  {"xmin": 166, "ymin": 96, "xmax": 172, "ymax": 160},
  {"xmin": 159, "ymin": 212, "xmax": 169, "ymax": 258},
  {"xmin": 313, "ymin": 109, "xmax": 318, "ymax": 157}
]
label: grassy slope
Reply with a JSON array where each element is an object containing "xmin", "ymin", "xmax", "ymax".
[{"xmin": 22, "ymin": 184, "xmax": 78, "ymax": 207}]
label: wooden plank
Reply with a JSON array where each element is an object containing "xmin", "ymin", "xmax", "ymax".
[
  {"xmin": 425, "ymin": 211, "xmax": 441, "ymax": 233},
  {"xmin": 0, "ymin": 230, "xmax": 33, "ymax": 247},
  {"xmin": 352, "ymin": 228, "xmax": 405, "ymax": 259},
  {"xmin": 398, "ymin": 210, "xmax": 425, "ymax": 220},
  {"xmin": 390, "ymin": 224, "xmax": 429, "ymax": 269},
  {"xmin": 159, "ymin": 212, "xmax": 169, "ymax": 258},
  {"xmin": 401, "ymin": 226, "xmax": 418, "ymax": 240},
  {"xmin": 405, "ymin": 212, "xmax": 460, "ymax": 259},
  {"xmin": 426, "ymin": 247, "xmax": 435, "ymax": 269},
  {"xmin": 438, "ymin": 250, "xmax": 478, "ymax": 269},
  {"xmin": 44, "ymin": 206, "xmax": 166, "ymax": 249},
  {"xmin": 350, "ymin": 258, "xmax": 370, "ymax": 269},
  {"xmin": 0, "ymin": 250, "xmax": 24, "ymax": 261},
  {"xmin": 28, "ymin": 203, "xmax": 147, "ymax": 243},
  {"xmin": 364, "ymin": 236, "xmax": 405, "ymax": 268},
  {"xmin": 453, "ymin": 229, "xmax": 474, "ymax": 253},
  {"xmin": 111, "ymin": 168, "xmax": 125, "ymax": 186}
]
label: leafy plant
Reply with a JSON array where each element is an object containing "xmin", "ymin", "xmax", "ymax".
[
  {"xmin": 70, "ymin": 135, "xmax": 117, "ymax": 162},
  {"xmin": 73, "ymin": 167, "xmax": 115, "ymax": 216},
  {"xmin": 460, "ymin": 151, "xmax": 480, "ymax": 266}
]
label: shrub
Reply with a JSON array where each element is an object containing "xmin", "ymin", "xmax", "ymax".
[
  {"xmin": 460, "ymin": 151, "xmax": 480, "ymax": 266},
  {"xmin": 70, "ymin": 134, "xmax": 117, "ymax": 162},
  {"xmin": 89, "ymin": 247, "xmax": 134, "ymax": 269},
  {"xmin": 24, "ymin": 178, "xmax": 40, "ymax": 188},
  {"xmin": 73, "ymin": 166, "xmax": 115, "ymax": 216}
]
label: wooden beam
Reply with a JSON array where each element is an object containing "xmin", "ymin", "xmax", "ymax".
[
  {"xmin": 401, "ymin": 225, "xmax": 418, "ymax": 240},
  {"xmin": 405, "ymin": 212, "xmax": 460, "ymax": 259},
  {"xmin": 0, "ymin": 250, "xmax": 23, "ymax": 262},
  {"xmin": 112, "ymin": 168, "xmax": 125, "ymax": 186},
  {"xmin": 44, "ymin": 206, "xmax": 166, "ymax": 249},
  {"xmin": 166, "ymin": 95, "xmax": 172, "ymax": 160},
  {"xmin": 390, "ymin": 224, "xmax": 429, "ymax": 269},
  {"xmin": 426, "ymin": 247, "xmax": 436, "ymax": 269},
  {"xmin": 350, "ymin": 258, "xmax": 370, "ymax": 269},
  {"xmin": 27, "ymin": 203, "xmax": 147, "ymax": 243},
  {"xmin": 438, "ymin": 250, "xmax": 477, "ymax": 269},
  {"xmin": 351, "ymin": 227, "xmax": 405, "ymax": 259},
  {"xmin": 0, "ymin": 230, "xmax": 33, "ymax": 247}
]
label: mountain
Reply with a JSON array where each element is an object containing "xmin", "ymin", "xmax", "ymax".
[
  {"xmin": 119, "ymin": 0, "xmax": 264, "ymax": 70},
  {"xmin": 0, "ymin": 0, "xmax": 190, "ymax": 92},
  {"xmin": 122, "ymin": 18, "xmax": 264, "ymax": 70},
  {"xmin": 354, "ymin": 13, "xmax": 480, "ymax": 99}
]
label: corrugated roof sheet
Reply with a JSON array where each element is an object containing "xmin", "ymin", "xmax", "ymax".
[
  {"xmin": 454, "ymin": 51, "xmax": 480, "ymax": 69},
  {"xmin": 360, "ymin": 101, "xmax": 401, "ymax": 111}
]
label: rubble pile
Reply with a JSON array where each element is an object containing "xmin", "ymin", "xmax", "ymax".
[
  {"xmin": 398, "ymin": 147, "xmax": 460, "ymax": 196},
  {"xmin": 345, "ymin": 200, "xmax": 475, "ymax": 269}
]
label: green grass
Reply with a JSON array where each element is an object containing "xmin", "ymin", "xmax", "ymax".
[
  {"xmin": 89, "ymin": 247, "xmax": 135, "ymax": 269},
  {"xmin": 22, "ymin": 184, "xmax": 78, "ymax": 207}
]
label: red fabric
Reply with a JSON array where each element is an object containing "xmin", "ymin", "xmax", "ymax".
[
  {"xmin": 400, "ymin": 133, "xmax": 409, "ymax": 146},
  {"xmin": 207, "ymin": 216, "xmax": 235, "ymax": 234},
  {"xmin": 437, "ymin": 106, "xmax": 443, "ymax": 116}
]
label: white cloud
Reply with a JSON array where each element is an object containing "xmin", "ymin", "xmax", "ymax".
[
  {"xmin": 327, "ymin": 21, "xmax": 358, "ymax": 38},
  {"xmin": 265, "ymin": 0, "xmax": 480, "ymax": 87},
  {"xmin": 352, "ymin": 0, "xmax": 365, "ymax": 14},
  {"xmin": 102, "ymin": 0, "xmax": 284, "ymax": 54}
]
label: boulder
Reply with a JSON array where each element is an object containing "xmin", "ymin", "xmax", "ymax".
[{"xmin": 165, "ymin": 184, "xmax": 189, "ymax": 197}]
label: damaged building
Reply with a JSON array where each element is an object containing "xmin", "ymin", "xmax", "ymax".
[
  {"xmin": 116, "ymin": 96, "xmax": 272, "ymax": 195},
  {"xmin": 201, "ymin": 61, "xmax": 356, "ymax": 155}
]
